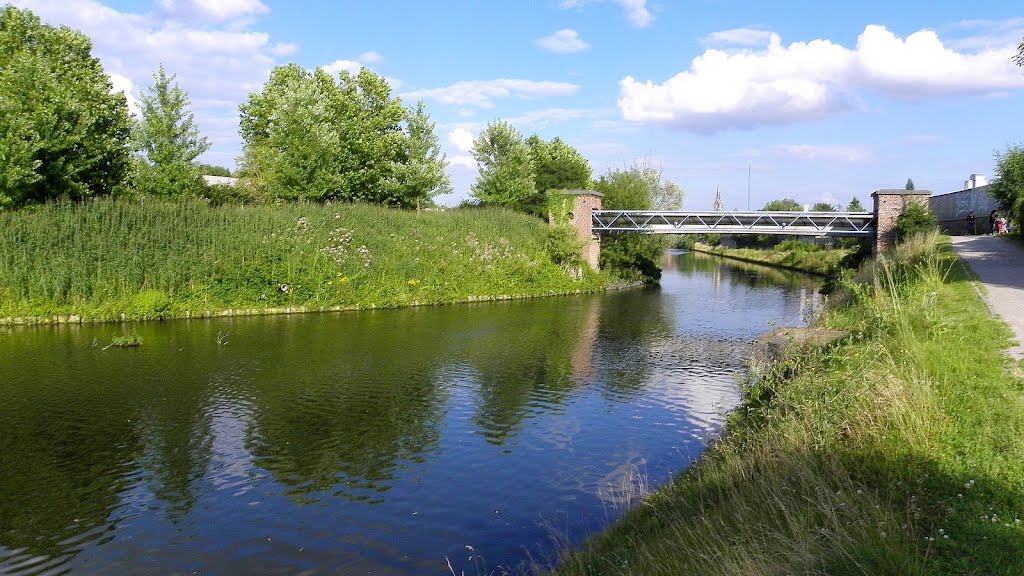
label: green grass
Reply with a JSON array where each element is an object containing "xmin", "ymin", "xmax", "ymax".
[
  {"xmin": 692, "ymin": 240, "xmax": 855, "ymax": 276},
  {"xmin": 0, "ymin": 197, "xmax": 605, "ymax": 322},
  {"xmin": 553, "ymin": 232, "xmax": 1024, "ymax": 575}
]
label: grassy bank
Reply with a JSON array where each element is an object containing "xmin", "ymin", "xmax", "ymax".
[
  {"xmin": 691, "ymin": 240, "xmax": 856, "ymax": 276},
  {"xmin": 0, "ymin": 198, "xmax": 605, "ymax": 323},
  {"xmin": 555, "ymin": 233, "xmax": 1024, "ymax": 575}
]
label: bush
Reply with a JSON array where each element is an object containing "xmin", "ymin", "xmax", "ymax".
[{"xmin": 895, "ymin": 203, "xmax": 937, "ymax": 243}]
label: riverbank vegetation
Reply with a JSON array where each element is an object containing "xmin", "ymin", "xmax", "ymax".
[
  {"xmin": 0, "ymin": 199, "xmax": 604, "ymax": 323},
  {"xmin": 554, "ymin": 231, "xmax": 1024, "ymax": 575},
  {"xmin": 687, "ymin": 239, "xmax": 858, "ymax": 277}
]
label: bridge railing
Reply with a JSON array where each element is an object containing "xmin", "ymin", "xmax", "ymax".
[{"xmin": 592, "ymin": 211, "xmax": 877, "ymax": 237}]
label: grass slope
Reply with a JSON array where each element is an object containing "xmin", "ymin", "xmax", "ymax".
[
  {"xmin": 555, "ymin": 233, "xmax": 1024, "ymax": 575},
  {"xmin": 0, "ymin": 198, "xmax": 603, "ymax": 322}
]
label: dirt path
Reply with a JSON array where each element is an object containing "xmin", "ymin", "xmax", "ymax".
[{"xmin": 950, "ymin": 235, "xmax": 1024, "ymax": 360}]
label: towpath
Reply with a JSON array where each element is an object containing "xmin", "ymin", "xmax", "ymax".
[{"xmin": 950, "ymin": 235, "xmax": 1024, "ymax": 360}]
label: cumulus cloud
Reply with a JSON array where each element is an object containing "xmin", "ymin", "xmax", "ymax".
[
  {"xmin": 618, "ymin": 24, "xmax": 1024, "ymax": 132},
  {"xmin": 156, "ymin": 0, "xmax": 269, "ymax": 23},
  {"xmin": 702, "ymin": 27, "xmax": 776, "ymax": 47},
  {"xmin": 559, "ymin": 0, "xmax": 652, "ymax": 28},
  {"xmin": 447, "ymin": 128, "xmax": 475, "ymax": 153},
  {"xmin": 537, "ymin": 29, "xmax": 590, "ymax": 53},
  {"xmin": 358, "ymin": 51, "xmax": 383, "ymax": 64},
  {"xmin": 108, "ymin": 72, "xmax": 140, "ymax": 116},
  {"xmin": 322, "ymin": 59, "xmax": 362, "ymax": 76},
  {"xmin": 402, "ymin": 79, "xmax": 579, "ymax": 108}
]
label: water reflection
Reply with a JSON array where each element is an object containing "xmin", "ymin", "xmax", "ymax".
[{"xmin": 0, "ymin": 251, "xmax": 820, "ymax": 575}]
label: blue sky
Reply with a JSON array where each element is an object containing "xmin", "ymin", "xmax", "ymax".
[{"xmin": 12, "ymin": 0, "xmax": 1024, "ymax": 208}]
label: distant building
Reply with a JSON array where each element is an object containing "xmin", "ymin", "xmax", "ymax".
[
  {"xmin": 713, "ymin": 187, "xmax": 723, "ymax": 211},
  {"xmin": 203, "ymin": 175, "xmax": 238, "ymax": 187}
]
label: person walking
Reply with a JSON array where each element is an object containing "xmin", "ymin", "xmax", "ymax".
[
  {"xmin": 965, "ymin": 211, "xmax": 976, "ymax": 235},
  {"xmin": 990, "ymin": 210, "xmax": 999, "ymax": 235}
]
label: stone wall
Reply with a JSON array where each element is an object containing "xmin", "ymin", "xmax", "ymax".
[
  {"xmin": 929, "ymin": 185, "xmax": 1000, "ymax": 235},
  {"xmin": 872, "ymin": 190, "xmax": 931, "ymax": 253}
]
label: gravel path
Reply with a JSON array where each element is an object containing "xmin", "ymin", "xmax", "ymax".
[{"xmin": 950, "ymin": 235, "xmax": 1024, "ymax": 360}]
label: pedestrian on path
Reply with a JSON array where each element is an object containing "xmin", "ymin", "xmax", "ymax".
[
  {"xmin": 965, "ymin": 211, "xmax": 976, "ymax": 235},
  {"xmin": 990, "ymin": 210, "xmax": 999, "ymax": 235}
]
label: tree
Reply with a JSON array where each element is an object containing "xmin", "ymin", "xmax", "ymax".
[
  {"xmin": 0, "ymin": 6, "xmax": 132, "ymax": 208},
  {"xmin": 989, "ymin": 144, "xmax": 1024, "ymax": 232},
  {"xmin": 847, "ymin": 197, "xmax": 866, "ymax": 212},
  {"xmin": 594, "ymin": 164, "xmax": 684, "ymax": 282},
  {"xmin": 526, "ymin": 135, "xmax": 591, "ymax": 215},
  {"xmin": 895, "ymin": 202, "xmax": 937, "ymax": 242},
  {"xmin": 905, "ymin": 178, "xmax": 915, "ymax": 190},
  {"xmin": 196, "ymin": 164, "xmax": 232, "ymax": 177},
  {"xmin": 811, "ymin": 202, "xmax": 836, "ymax": 212},
  {"xmin": 133, "ymin": 65, "xmax": 210, "ymax": 197},
  {"xmin": 385, "ymin": 100, "xmax": 451, "ymax": 205},
  {"xmin": 1015, "ymin": 37, "xmax": 1023, "ymax": 67},
  {"xmin": 761, "ymin": 198, "xmax": 803, "ymax": 211},
  {"xmin": 239, "ymin": 64, "xmax": 430, "ymax": 207},
  {"xmin": 470, "ymin": 121, "xmax": 536, "ymax": 210}
]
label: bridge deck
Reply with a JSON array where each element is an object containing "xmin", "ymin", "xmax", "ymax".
[{"xmin": 592, "ymin": 211, "xmax": 876, "ymax": 237}]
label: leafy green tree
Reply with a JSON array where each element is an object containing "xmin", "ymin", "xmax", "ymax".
[
  {"xmin": 470, "ymin": 121, "xmax": 536, "ymax": 210},
  {"xmin": 0, "ymin": 6, "xmax": 132, "ymax": 208},
  {"xmin": 895, "ymin": 202, "xmax": 937, "ymax": 242},
  {"xmin": 386, "ymin": 100, "xmax": 451, "ymax": 205},
  {"xmin": 989, "ymin": 144, "xmax": 1024, "ymax": 232},
  {"xmin": 133, "ymin": 65, "xmax": 210, "ymax": 197},
  {"xmin": 240, "ymin": 64, "xmax": 431, "ymax": 207},
  {"xmin": 761, "ymin": 198, "xmax": 803, "ymax": 211},
  {"xmin": 197, "ymin": 164, "xmax": 232, "ymax": 177},
  {"xmin": 526, "ymin": 135, "xmax": 591, "ymax": 214},
  {"xmin": 594, "ymin": 164, "xmax": 683, "ymax": 282},
  {"xmin": 847, "ymin": 197, "xmax": 865, "ymax": 212},
  {"xmin": 905, "ymin": 178, "xmax": 915, "ymax": 190},
  {"xmin": 811, "ymin": 202, "xmax": 836, "ymax": 211}
]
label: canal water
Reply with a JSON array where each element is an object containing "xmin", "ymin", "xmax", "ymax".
[{"xmin": 0, "ymin": 251, "xmax": 820, "ymax": 575}]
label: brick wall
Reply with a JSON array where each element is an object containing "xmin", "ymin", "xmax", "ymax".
[
  {"xmin": 564, "ymin": 191, "xmax": 603, "ymax": 270},
  {"xmin": 872, "ymin": 190, "xmax": 931, "ymax": 253}
]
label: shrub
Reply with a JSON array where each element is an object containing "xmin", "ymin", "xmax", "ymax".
[{"xmin": 895, "ymin": 203, "xmax": 937, "ymax": 243}]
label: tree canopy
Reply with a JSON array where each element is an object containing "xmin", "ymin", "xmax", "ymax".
[
  {"xmin": 470, "ymin": 121, "xmax": 536, "ymax": 210},
  {"xmin": 1015, "ymin": 37, "xmax": 1023, "ymax": 67},
  {"xmin": 0, "ymin": 6, "xmax": 132, "ymax": 208},
  {"xmin": 905, "ymin": 178, "xmax": 915, "ymax": 191},
  {"xmin": 134, "ymin": 65, "xmax": 210, "ymax": 197},
  {"xmin": 989, "ymin": 145, "xmax": 1024, "ymax": 231},
  {"xmin": 527, "ymin": 135, "xmax": 591, "ymax": 208},
  {"xmin": 239, "ymin": 64, "xmax": 445, "ymax": 208},
  {"xmin": 811, "ymin": 202, "xmax": 836, "ymax": 212},
  {"xmin": 847, "ymin": 197, "xmax": 866, "ymax": 212},
  {"xmin": 761, "ymin": 198, "xmax": 803, "ymax": 211}
]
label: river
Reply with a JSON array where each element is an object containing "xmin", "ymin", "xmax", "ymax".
[{"xmin": 0, "ymin": 250, "xmax": 821, "ymax": 575}]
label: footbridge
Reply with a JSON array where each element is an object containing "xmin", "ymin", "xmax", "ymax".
[
  {"xmin": 591, "ymin": 210, "xmax": 876, "ymax": 237},
  {"xmin": 553, "ymin": 189, "xmax": 931, "ymax": 270}
]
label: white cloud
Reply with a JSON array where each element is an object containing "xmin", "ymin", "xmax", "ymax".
[
  {"xmin": 559, "ymin": 0, "xmax": 652, "ymax": 28},
  {"xmin": 619, "ymin": 24, "xmax": 1024, "ymax": 133},
  {"xmin": 447, "ymin": 128, "xmax": 475, "ymax": 153},
  {"xmin": 322, "ymin": 59, "xmax": 362, "ymax": 76},
  {"xmin": 108, "ymin": 72, "xmax": 140, "ymax": 116},
  {"xmin": 774, "ymin": 144, "xmax": 871, "ymax": 163},
  {"xmin": 156, "ymin": 0, "xmax": 269, "ymax": 23},
  {"xmin": 271, "ymin": 42, "xmax": 298, "ymax": 56},
  {"xmin": 702, "ymin": 28, "xmax": 776, "ymax": 47},
  {"xmin": 449, "ymin": 155, "xmax": 477, "ymax": 169},
  {"xmin": 401, "ymin": 79, "xmax": 579, "ymax": 108},
  {"xmin": 505, "ymin": 107, "xmax": 604, "ymax": 128},
  {"xmin": 536, "ymin": 29, "xmax": 590, "ymax": 53},
  {"xmin": 358, "ymin": 51, "xmax": 384, "ymax": 64}
]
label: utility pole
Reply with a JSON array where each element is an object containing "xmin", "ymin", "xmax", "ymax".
[{"xmin": 747, "ymin": 164, "xmax": 751, "ymax": 211}]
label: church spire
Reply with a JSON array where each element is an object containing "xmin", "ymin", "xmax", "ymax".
[{"xmin": 713, "ymin": 186, "xmax": 724, "ymax": 211}]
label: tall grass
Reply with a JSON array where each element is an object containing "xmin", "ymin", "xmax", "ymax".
[
  {"xmin": 0, "ymin": 197, "xmax": 604, "ymax": 321},
  {"xmin": 554, "ymin": 231, "xmax": 1024, "ymax": 575}
]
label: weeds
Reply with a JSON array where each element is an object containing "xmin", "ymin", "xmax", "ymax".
[
  {"xmin": 554, "ymin": 232, "xmax": 1024, "ymax": 575},
  {"xmin": 0, "ymin": 197, "xmax": 606, "ymax": 322}
]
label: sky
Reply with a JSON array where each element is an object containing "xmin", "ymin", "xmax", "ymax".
[{"xmin": 10, "ymin": 0, "xmax": 1024, "ymax": 209}]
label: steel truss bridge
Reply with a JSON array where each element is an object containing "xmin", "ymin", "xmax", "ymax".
[{"xmin": 592, "ymin": 211, "xmax": 876, "ymax": 237}]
